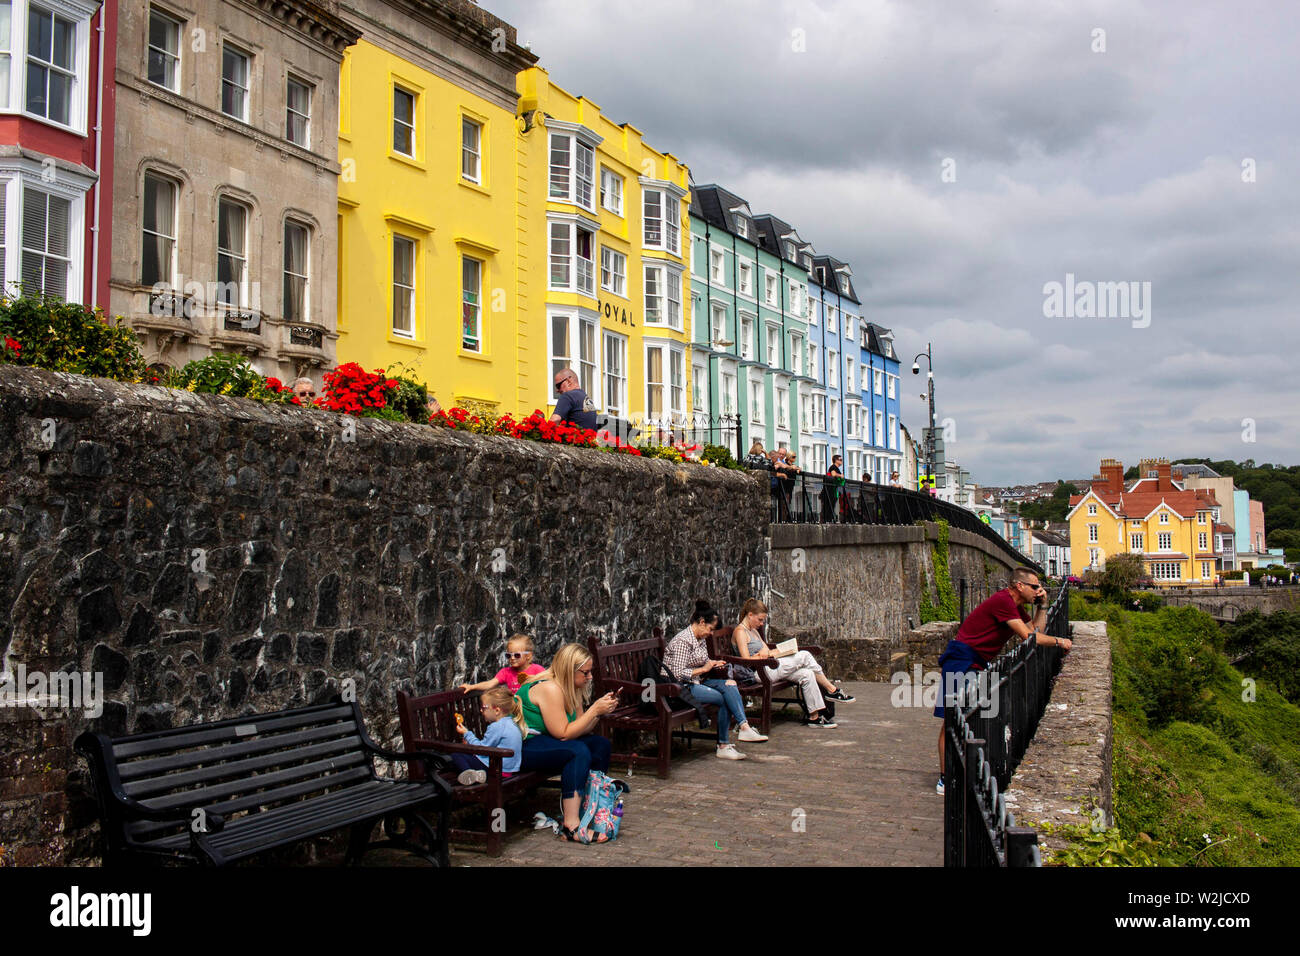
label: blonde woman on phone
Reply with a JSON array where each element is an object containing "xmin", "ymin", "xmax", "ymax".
[{"xmin": 517, "ymin": 643, "xmax": 618, "ymax": 842}]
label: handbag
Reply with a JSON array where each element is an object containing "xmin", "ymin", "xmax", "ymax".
[{"xmin": 577, "ymin": 770, "xmax": 630, "ymax": 843}]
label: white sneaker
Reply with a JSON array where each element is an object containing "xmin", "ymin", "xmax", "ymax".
[
  {"xmin": 457, "ymin": 769, "xmax": 487, "ymax": 785},
  {"xmin": 737, "ymin": 726, "xmax": 768, "ymax": 743},
  {"xmin": 716, "ymin": 744, "xmax": 747, "ymax": 760}
]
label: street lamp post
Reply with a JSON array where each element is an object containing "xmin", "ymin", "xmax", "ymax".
[{"xmin": 912, "ymin": 342, "xmax": 935, "ymax": 495}]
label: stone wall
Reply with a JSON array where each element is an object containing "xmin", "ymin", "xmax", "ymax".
[
  {"xmin": 1005, "ymin": 620, "xmax": 1113, "ymax": 854},
  {"xmin": 768, "ymin": 522, "xmax": 1016, "ymax": 680},
  {"xmin": 0, "ymin": 366, "xmax": 767, "ymax": 863}
]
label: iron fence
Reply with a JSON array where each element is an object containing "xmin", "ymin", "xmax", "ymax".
[
  {"xmin": 942, "ymin": 583, "xmax": 1070, "ymax": 867},
  {"xmin": 755, "ymin": 465, "xmax": 1040, "ymax": 573}
]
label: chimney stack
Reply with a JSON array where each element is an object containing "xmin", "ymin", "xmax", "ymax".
[{"xmin": 1098, "ymin": 458, "xmax": 1125, "ymax": 495}]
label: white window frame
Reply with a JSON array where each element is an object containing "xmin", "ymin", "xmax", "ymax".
[
  {"xmin": 764, "ymin": 272, "xmax": 778, "ymax": 307},
  {"xmin": 1159, "ymin": 512, "xmax": 1169, "ymax": 524},
  {"xmin": 1198, "ymin": 532, "xmax": 1208, "ymax": 551},
  {"xmin": 887, "ymin": 374, "xmax": 896, "ymax": 399},
  {"xmin": 461, "ymin": 115, "xmax": 482, "ymax": 184},
  {"xmin": 600, "ymin": 246, "xmax": 626, "ymax": 297},
  {"xmin": 23, "ymin": 1, "xmax": 81, "ymax": 129},
  {"xmin": 740, "ymin": 313, "xmax": 755, "ymax": 361},
  {"xmin": 140, "ymin": 169, "xmax": 178, "ymax": 290},
  {"xmin": 14, "ymin": 182, "xmax": 73, "ymax": 298},
  {"xmin": 392, "ymin": 85, "xmax": 415, "ymax": 157},
  {"xmin": 216, "ymin": 196, "xmax": 249, "ymax": 308},
  {"xmin": 1130, "ymin": 533, "xmax": 1144, "ymax": 552},
  {"xmin": 845, "ymin": 356, "xmax": 854, "ymax": 392},
  {"xmin": 603, "ymin": 330, "xmax": 627, "ymax": 417},
  {"xmin": 221, "ymin": 41, "xmax": 251, "ymax": 123},
  {"xmin": 391, "ymin": 233, "xmax": 416, "ymax": 338},
  {"xmin": 642, "ymin": 183, "xmax": 681, "ymax": 254},
  {"xmin": 789, "ymin": 333, "xmax": 803, "ymax": 376},
  {"xmin": 826, "ymin": 304, "xmax": 837, "ymax": 333},
  {"xmin": 873, "ymin": 369, "xmax": 883, "ymax": 395},
  {"xmin": 1088, "ymin": 524, "xmax": 1099, "ymax": 543},
  {"xmin": 1158, "ymin": 532, "xmax": 1173, "ymax": 551},
  {"xmin": 644, "ymin": 262, "xmax": 682, "ymax": 330},
  {"xmin": 548, "ymin": 217, "xmax": 597, "ymax": 296},
  {"xmin": 873, "ymin": 410, "xmax": 883, "ymax": 447},
  {"xmin": 461, "ymin": 253, "xmax": 482, "ymax": 352},
  {"xmin": 721, "ymin": 369, "xmax": 737, "ymax": 416},
  {"xmin": 749, "ymin": 375, "xmax": 764, "ymax": 425},
  {"xmin": 829, "ymin": 397, "xmax": 839, "ymax": 436},
  {"xmin": 1088, "ymin": 504, "xmax": 1097, "ymax": 515},
  {"xmin": 549, "ymin": 130, "xmax": 596, "ymax": 211},
  {"xmin": 286, "ymin": 75, "xmax": 312, "ymax": 148},
  {"xmin": 738, "ymin": 260, "xmax": 753, "ymax": 296},
  {"xmin": 765, "ymin": 324, "xmax": 779, "ymax": 367},
  {"xmin": 146, "ymin": 6, "xmax": 182, "ymax": 94},
  {"xmin": 644, "ymin": 339, "xmax": 685, "ymax": 423},
  {"xmin": 283, "ymin": 219, "xmax": 310, "ymax": 324},
  {"xmin": 599, "ymin": 167, "xmax": 623, "ymax": 215},
  {"xmin": 888, "ymin": 414, "xmax": 897, "ymax": 450},
  {"xmin": 828, "ymin": 349, "xmax": 838, "ymax": 388},
  {"xmin": 814, "ymin": 394, "xmax": 827, "ymax": 432},
  {"xmin": 709, "ymin": 247, "xmax": 724, "ymax": 283},
  {"xmin": 776, "ymin": 385, "xmax": 789, "ymax": 431},
  {"xmin": 709, "ymin": 301, "xmax": 726, "ymax": 346}
]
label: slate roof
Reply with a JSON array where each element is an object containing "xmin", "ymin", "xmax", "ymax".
[{"xmin": 810, "ymin": 254, "xmax": 860, "ymax": 304}]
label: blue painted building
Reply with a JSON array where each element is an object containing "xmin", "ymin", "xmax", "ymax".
[{"xmin": 860, "ymin": 322, "xmax": 903, "ymax": 484}]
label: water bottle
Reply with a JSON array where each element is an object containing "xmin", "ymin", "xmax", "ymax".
[{"xmin": 613, "ymin": 798, "xmax": 624, "ymax": 819}]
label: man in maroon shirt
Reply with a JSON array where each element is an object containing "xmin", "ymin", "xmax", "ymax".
[{"xmin": 933, "ymin": 567, "xmax": 1072, "ymax": 794}]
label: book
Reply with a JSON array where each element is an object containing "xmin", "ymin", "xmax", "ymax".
[{"xmin": 773, "ymin": 638, "xmax": 798, "ymax": 658}]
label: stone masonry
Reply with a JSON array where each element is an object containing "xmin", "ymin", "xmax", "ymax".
[{"xmin": 0, "ymin": 365, "xmax": 768, "ymax": 863}]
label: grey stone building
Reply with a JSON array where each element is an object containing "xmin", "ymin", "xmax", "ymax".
[{"xmin": 110, "ymin": 0, "xmax": 359, "ymax": 381}]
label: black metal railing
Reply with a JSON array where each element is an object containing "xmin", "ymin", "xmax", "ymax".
[
  {"xmin": 943, "ymin": 583, "xmax": 1070, "ymax": 867},
  {"xmin": 757, "ymin": 465, "xmax": 1040, "ymax": 572}
]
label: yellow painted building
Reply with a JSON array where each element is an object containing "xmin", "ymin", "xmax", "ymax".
[
  {"xmin": 335, "ymin": 1, "xmax": 537, "ymax": 413},
  {"xmin": 1068, "ymin": 459, "xmax": 1221, "ymax": 586},
  {"xmin": 516, "ymin": 68, "xmax": 693, "ymax": 432}
]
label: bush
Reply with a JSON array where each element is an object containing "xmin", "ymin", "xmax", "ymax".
[
  {"xmin": 1099, "ymin": 552, "xmax": 1146, "ymax": 602},
  {"xmin": 1123, "ymin": 607, "xmax": 1227, "ymax": 727},
  {"xmin": 0, "ymin": 293, "xmax": 146, "ymax": 382},
  {"xmin": 169, "ymin": 353, "xmax": 299, "ymax": 404},
  {"xmin": 701, "ymin": 444, "xmax": 743, "ymax": 469}
]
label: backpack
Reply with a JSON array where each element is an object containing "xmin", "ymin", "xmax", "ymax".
[
  {"xmin": 577, "ymin": 771, "xmax": 630, "ymax": 843},
  {"xmin": 637, "ymin": 654, "xmax": 710, "ymax": 728}
]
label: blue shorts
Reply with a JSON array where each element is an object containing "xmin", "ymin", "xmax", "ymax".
[{"xmin": 933, "ymin": 639, "xmax": 985, "ymax": 718}]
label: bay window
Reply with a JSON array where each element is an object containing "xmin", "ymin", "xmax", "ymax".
[
  {"xmin": 644, "ymin": 263, "xmax": 681, "ymax": 329},
  {"xmin": 642, "ymin": 187, "xmax": 680, "ymax": 254},
  {"xmin": 603, "ymin": 331, "xmax": 626, "ymax": 417},
  {"xmin": 548, "ymin": 132, "xmax": 595, "ymax": 210},
  {"xmin": 549, "ymin": 219, "xmax": 595, "ymax": 295}
]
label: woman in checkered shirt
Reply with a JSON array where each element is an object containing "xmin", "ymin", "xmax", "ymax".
[{"xmin": 664, "ymin": 600, "xmax": 769, "ymax": 760}]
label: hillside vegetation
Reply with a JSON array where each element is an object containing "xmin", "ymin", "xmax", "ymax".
[{"xmin": 1069, "ymin": 599, "xmax": 1300, "ymax": 865}]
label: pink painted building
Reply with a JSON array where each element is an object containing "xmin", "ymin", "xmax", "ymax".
[{"xmin": 0, "ymin": 0, "xmax": 117, "ymax": 308}]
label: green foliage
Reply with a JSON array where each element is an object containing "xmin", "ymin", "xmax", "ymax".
[
  {"xmin": 384, "ymin": 370, "xmax": 431, "ymax": 424},
  {"xmin": 1224, "ymin": 610, "xmax": 1300, "ymax": 706},
  {"xmin": 1040, "ymin": 817, "xmax": 1167, "ymax": 866},
  {"xmin": 1071, "ymin": 598, "xmax": 1300, "ymax": 864},
  {"xmin": 1133, "ymin": 592, "xmax": 1164, "ymax": 612},
  {"xmin": 0, "ymin": 293, "xmax": 146, "ymax": 382},
  {"xmin": 1099, "ymin": 552, "xmax": 1146, "ymax": 602},
  {"xmin": 1017, "ymin": 480, "xmax": 1079, "ymax": 523},
  {"xmin": 1174, "ymin": 458, "xmax": 1300, "ymax": 541},
  {"xmin": 701, "ymin": 444, "xmax": 743, "ymax": 469},
  {"xmin": 919, "ymin": 520, "xmax": 958, "ymax": 623},
  {"xmin": 169, "ymin": 352, "xmax": 293, "ymax": 403}
]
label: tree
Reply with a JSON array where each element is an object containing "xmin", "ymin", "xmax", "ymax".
[
  {"xmin": 1099, "ymin": 553, "xmax": 1147, "ymax": 602},
  {"xmin": 1124, "ymin": 465, "xmax": 1139, "ymax": 481}
]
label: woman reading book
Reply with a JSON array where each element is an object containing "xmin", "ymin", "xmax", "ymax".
[{"xmin": 731, "ymin": 598, "xmax": 853, "ymax": 728}]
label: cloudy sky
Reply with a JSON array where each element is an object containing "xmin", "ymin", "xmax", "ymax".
[{"xmin": 487, "ymin": 0, "xmax": 1298, "ymax": 484}]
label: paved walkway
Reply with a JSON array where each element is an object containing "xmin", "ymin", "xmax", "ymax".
[{"xmin": 451, "ymin": 681, "xmax": 942, "ymax": 867}]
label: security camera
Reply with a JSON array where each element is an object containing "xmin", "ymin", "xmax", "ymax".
[{"xmin": 911, "ymin": 363, "xmax": 920, "ymax": 375}]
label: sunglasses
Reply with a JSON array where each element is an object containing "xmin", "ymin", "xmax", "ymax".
[{"xmin": 505, "ymin": 652, "xmax": 529, "ymax": 660}]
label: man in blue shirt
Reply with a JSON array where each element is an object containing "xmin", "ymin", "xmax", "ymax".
[{"xmin": 551, "ymin": 367, "xmax": 598, "ymax": 430}]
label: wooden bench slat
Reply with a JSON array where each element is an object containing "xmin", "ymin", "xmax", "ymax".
[
  {"xmin": 122, "ymin": 733, "xmax": 365, "ymax": 798},
  {"xmin": 117, "ymin": 722, "xmax": 361, "ymax": 782},
  {"xmin": 125, "ymin": 765, "xmax": 375, "ymax": 842},
  {"xmin": 109, "ymin": 705, "xmax": 355, "ymax": 759},
  {"xmin": 135, "ymin": 750, "xmax": 370, "ymax": 812}
]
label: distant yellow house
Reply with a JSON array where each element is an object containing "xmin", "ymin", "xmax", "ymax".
[
  {"xmin": 1068, "ymin": 458, "xmax": 1222, "ymax": 586},
  {"xmin": 335, "ymin": 2, "xmax": 537, "ymax": 414},
  {"xmin": 517, "ymin": 67, "xmax": 693, "ymax": 432}
]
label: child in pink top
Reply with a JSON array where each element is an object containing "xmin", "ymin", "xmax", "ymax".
[{"xmin": 460, "ymin": 634, "xmax": 546, "ymax": 695}]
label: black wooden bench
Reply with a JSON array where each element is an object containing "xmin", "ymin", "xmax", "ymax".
[
  {"xmin": 75, "ymin": 698, "xmax": 452, "ymax": 867},
  {"xmin": 587, "ymin": 635, "xmax": 716, "ymax": 778},
  {"xmin": 396, "ymin": 687, "xmax": 557, "ymax": 857}
]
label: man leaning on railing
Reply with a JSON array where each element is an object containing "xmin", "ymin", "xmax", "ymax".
[{"xmin": 932, "ymin": 567, "xmax": 1072, "ymax": 795}]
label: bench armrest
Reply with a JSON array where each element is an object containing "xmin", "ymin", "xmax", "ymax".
[
  {"xmin": 600, "ymin": 677, "xmax": 690, "ymax": 699},
  {"xmin": 409, "ymin": 739, "xmax": 517, "ymax": 759},
  {"xmin": 717, "ymin": 654, "xmax": 778, "ymax": 670}
]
